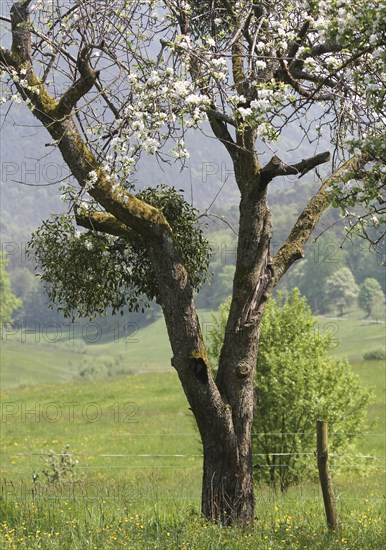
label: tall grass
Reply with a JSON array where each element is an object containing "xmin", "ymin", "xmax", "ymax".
[{"xmin": 0, "ymin": 477, "xmax": 384, "ymax": 548}]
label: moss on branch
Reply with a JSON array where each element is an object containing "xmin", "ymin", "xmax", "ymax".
[{"xmin": 272, "ymin": 154, "xmax": 370, "ymax": 282}]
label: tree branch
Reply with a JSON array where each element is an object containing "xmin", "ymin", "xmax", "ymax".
[
  {"xmin": 207, "ymin": 112, "xmax": 239, "ymax": 162},
  {"xmin": 261, "ymin": 151, "xmax": 331, "ymax": 186},
  {"xmin": 311, "ymin": 42, "xmax": 343, "ymax": 56},
  {"xmin": 0, "ymin": 47, "xmax": 17, "ymax": 69},
  {"xmin": 272, "ymin": 154, "xmax": 370, "ymax": 282},
  {"xmin": 223, "ymin": 5, "xmax": 253, "ymax": 51},
  {"xmin": 232, "ymin": 40, "xmax": 247, "ymax": 97},
  {"xmin": 56, "ymin": 46, "xmax": 100, "ymax": 117},
  {"xmin": 287, "ymin": 20, "xmax": 310, "ymax": 61},
  {"xmin": 289, "ymin": 68, "xmax": 336, "ymax": 88},
  {"xmin": 10, "ymin": 0, "xmax": 32, "ymax": 63},
  {"xmin": 74, "ymin": 209, "xmax": 141, "ymax": 243},
  {"xmin": 207, "ymin": 108, "xmax": 236, "ymax": 127},
  {"xmin": 3, "ymin": 3, "xmax": 171, "ymax": 244},
  {"xmin": 278, "ymin": 58, "xmax": 335, "ymax": 101}
]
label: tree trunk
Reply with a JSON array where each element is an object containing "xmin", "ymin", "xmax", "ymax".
[
  {"xmin": 201, "ymin": 434, "xmax": 255, "ymax": 525},
  {"xmin": 147, "ymin": 224, "xmax": 267, "ymax": 524}
]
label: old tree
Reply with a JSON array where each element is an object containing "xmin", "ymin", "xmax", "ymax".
[{"xmin": 1, "ymin": 0, "xmax": 385, "ymax": 523}]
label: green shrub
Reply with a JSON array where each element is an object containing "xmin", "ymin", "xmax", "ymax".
[
  {"xmin": 207, "ymin": 289, "xmax": 371, "ymax": 491},
  {"xmin": 363, "ymin": 348, "xmax": 385, "ymax": 360}
]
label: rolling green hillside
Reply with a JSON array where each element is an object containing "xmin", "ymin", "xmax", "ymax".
[
  {"xmin": 0, "ymin": 310, "xmax": 219, "ymax": 389},
  {"xmin": 0, "ymin": 316, "xmax": 170, "ymax": 388},
  {"xmin": 1, "ymin": 315, "xmax": 384, "ymax": 452},
  {"xmin": 1, "ymin": 314, "xmax": 384, "ymax": 388}
]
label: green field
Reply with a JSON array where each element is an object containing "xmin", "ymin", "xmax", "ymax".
[
  {"xmin": 0, "ymin": 310, "xmax": 219, "ymax": 389},
  {"xmin": 1, "ymin": 314, "xmax": 384, "ymax": 386},
  {"xmin": 0, "ymin": 316, "xmax": 384, "ymax": 548},
  {"xmin": 0, "ymin": 316, "xmax": 171, "ymax": 388}
]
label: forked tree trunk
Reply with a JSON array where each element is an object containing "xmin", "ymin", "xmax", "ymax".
[
  {"xmin": 147, "ymin": 231, "xmax": 260, "ymax": 524},
  {"xmin": 153, "ymin": 229, "xmax": 267, "ymax": 523}
]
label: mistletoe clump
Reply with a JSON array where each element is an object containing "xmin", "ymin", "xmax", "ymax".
[{"xmin": 29, "ymin": 185, "xmax": 211, "ymax": 318}]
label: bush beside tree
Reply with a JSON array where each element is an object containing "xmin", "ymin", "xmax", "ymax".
[{"xmin": 207, "ymin": 289, "xmax": 371, "ymax": 491}]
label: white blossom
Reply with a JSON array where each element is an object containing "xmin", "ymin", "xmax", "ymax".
[
  {"xmin": 146, "ymin": 71, "xmax": 161, "ymax": 87},
  {"xmin": 142, "ymin": 137, "xmax": 159, "ymax": 154},
  {"xmin": 255, "ymin": 60, "xmax": 267, "ymax": 70},
  {"xmin": 250, "ymin": 98, "xmax": 270, "ymax": 112},
  {"xmin": 170, "ymin": 140, "xmax": 189, "ymax": 159},
  {"xmin": 211, "ymin": 57, "xmax": 226, "ymax": 67},
  {"xmin": 238, "ymin": 107, "xmax": 252, "ymax": 119},
  {"xmin": 174, "ymin": 80, "xmax": 191, "ymax": 97},
  {"xmin": 84, "ymin": 171, "xmax": 98, "ymax": 191},
  {"xmin": 185, "ymin": 94, "xmax": 199, "ymax": 105}
]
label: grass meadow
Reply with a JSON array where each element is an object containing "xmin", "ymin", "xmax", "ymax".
[{"xmin": 0, "ymin": 315, "xmax": 385, "ymax": 548}]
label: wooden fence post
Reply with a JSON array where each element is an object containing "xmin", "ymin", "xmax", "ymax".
[{"xmin": 316, "ymin": 420, "xmax": 338, "ymax": 531}]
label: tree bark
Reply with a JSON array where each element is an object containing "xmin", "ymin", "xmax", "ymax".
[
  {"xmin": 148, "ymin": 219, "xmax": 264, "ymax": 525},
  {"xmin": 197, "ymin": 174, "xmax": 272, "ymax": 524},
  {"xmin": 201, "ymin": 433, "xmax": 255, "ymax": 524}
]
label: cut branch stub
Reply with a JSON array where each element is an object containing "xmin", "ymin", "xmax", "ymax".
[{"xmin": 261, "ymin": 151, "xmax": 331, "ymax": 187}]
